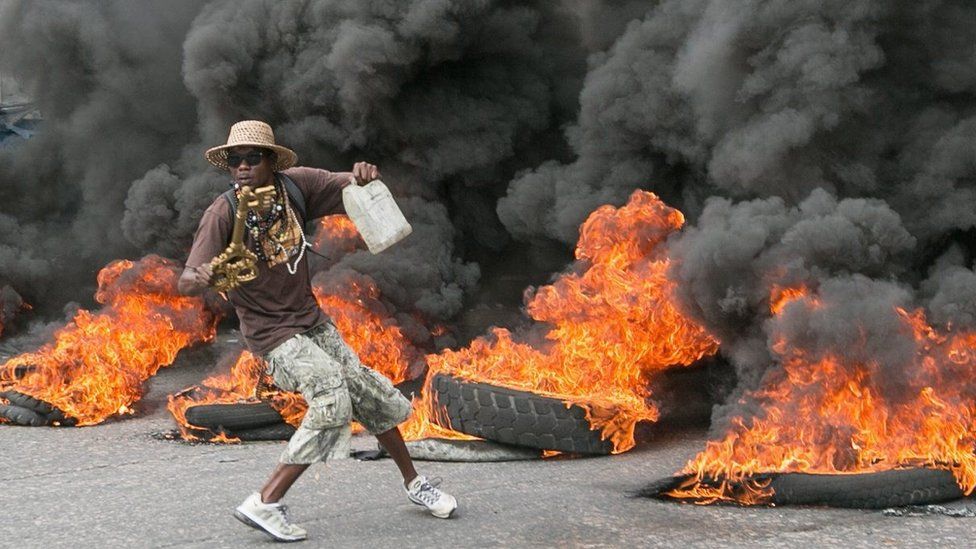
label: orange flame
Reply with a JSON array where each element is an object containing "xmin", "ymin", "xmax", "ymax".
[
  {"xmin": 412, "ymin": 191, "xmax": 719, "ymax": 452},
  {"xmin": 312, "ymin": 215, "xmax": 362, "ymax": 252},
  {"xmin": 669, "ymin": 288, "xmax": 976, "ymax": 504},
  {"xmin": 313, "ymin": 279, "xmax": 418, "ymax": 386},
  {"xmin": 167, "ymin": 350, "xmax": 267, "ymax": 439},
  {"xmin": 399, "ymin": 390, "xmax": 480, "ymax": 441},
  {"xmin": 1, "ymin": 256, "xmax": 217, "ymax": 425},
  {"xmin": 769, "ymin": 285, "xmax": 809, "ymax": 315},
  {"xmin": 169, "ymin": 192, "xmax": 721, "ymax": 449},
  {"xmin": 167, "ymin": 349, "xmax": 309, "ymax": 438}
]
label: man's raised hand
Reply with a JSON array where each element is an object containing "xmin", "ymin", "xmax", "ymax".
[{"xmin": 352, "ymin": 161, "xmax": 380, "ymax": 185}]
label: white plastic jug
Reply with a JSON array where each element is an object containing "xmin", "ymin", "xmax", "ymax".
[{"xmin": 342, "ymin": 179, "xmax": 413, "ymax": 254}]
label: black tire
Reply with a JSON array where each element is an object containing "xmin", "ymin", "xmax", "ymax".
[
  {"xmin": 634, "ymin": 474, "xmax": 691, "ymax": 498},
  {"xmin": 395, "ymin": 377, "xmax": 423, "ymax": 401},
  {"xmin": 0, "ymin": 391, "xmax": 76, "ymax": 426},
  {"xmin": 45, "ymin": 408, "xmax": 77, "ymax": 427},
  {"xmin": 403, "ymin": 437, "xmax": 543, "ymax": 462},
  {"xmin": 226, "ymin": 423, "xmax": 296, "ymax": 441},
  {"xmin": 640, "ymin": 468, "xmax": 965, "ymax": 509},
  {"xmin": 184, "ymin": 402, "xmax": 283, "ymax": 431},
  {"xmin": 769, "ymin": 468, "xmax": 963, "ymax": 508},
  {"xmin": 0, "ymin": 390, "xmax": 55, "ymax": 415},
  {"xmin": 0, "ymin": 404, "xmax": 49, "ymax": 426},
  {"xmin": 5, "ymin": 364, "xmax": 36, "ymax": 380},
  {"xmin": 429, "ymin": 373, "xmax": 613, "ymax": 455}
]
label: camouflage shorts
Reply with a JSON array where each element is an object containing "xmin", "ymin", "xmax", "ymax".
[{"xmin": 264, "ymin": 323, "xmax": 412, "ymax": 464}]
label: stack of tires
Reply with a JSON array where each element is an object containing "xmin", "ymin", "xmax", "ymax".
[{"xmin": 0, "ymin": 390, "xmax": 75, "ymax": 426}]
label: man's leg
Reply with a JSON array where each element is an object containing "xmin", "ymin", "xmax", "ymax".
[
  {"xmin": 236, "ymin": 331, "xmax": 349, "ymax": 541},
  {"xmin": 311, "ymin": 323, "xmax": 457, "ymax": 518},
  {"xmin": 376, "ymin": 426, "xmax": 457, "ymax": 518},
  {"xmin": 261, "ymin": 463, "xmax": 310, "ymax": 503},
  {"xmin": 375, "ymin": 426, "xmax": 417, "ymax": 484},
  {"xmin": 235, "ymin": 460, "xmax": 311, "ymax": 542}
]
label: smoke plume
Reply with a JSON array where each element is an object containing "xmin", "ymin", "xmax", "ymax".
[
  {"xmin": 509, "ymin": 0, "xmax": 976, "ymax": 432},
  {"xmin": 0, "ymin": 0, "xmax": 598, "ymax": 344},
  {"xmin": 0, "ymin": 0, "xmax": 204, "ymax": 308},
  {"xmin": 3, "ymin": 0, "xmax": 976, "ymax": 441}
]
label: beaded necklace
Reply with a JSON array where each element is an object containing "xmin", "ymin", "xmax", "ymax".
[
  {"xmin": 239, "ymin": 181, "xmax": 287, "ymax": 264},
  {"xmin": 234, "ymin": 179, "xmax": 307, "ymax": 273}
]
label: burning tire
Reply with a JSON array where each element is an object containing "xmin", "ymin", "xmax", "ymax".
[
  {"xmin": 768, "ymin": 468, "xmax": 963, "ymax": 508},
  {"xmin": 229, "ymin": 423, "xmax": 296, "ymax": 441},
  {"xmin": 642, "ymin": 468, "xmax": 965, "ymax": 509},
  {"xmin": 0, "ymin": 404, "xmax": 49, "ymax": 426},
  {"xmin": 430, "ymin": 373, "xmax": 613, "ymax": 455},
  {"xmin": 183, "ymin": 401, "xmax": 284, "ymax": 431},
  {"xmin": 2, "ymin": 390, "xmax": 55, "ymax": 415},
  {"xmin": 0, "ymin": 390, "xmax": 76, "ymax": 426}
]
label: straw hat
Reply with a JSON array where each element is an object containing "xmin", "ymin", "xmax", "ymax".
[{"xmin": 205, "ymin": 120, "xmax": 297, "ymax": 171}]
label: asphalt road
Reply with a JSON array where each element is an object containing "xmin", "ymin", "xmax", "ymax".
[{"xmin": 1, "ymin": 342, "xmax": 974, "ymax": 548}]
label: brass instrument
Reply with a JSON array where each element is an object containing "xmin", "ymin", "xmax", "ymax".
[{"xmin": 209, "ymin": 185, "xmax": 275, "ymax": 292}]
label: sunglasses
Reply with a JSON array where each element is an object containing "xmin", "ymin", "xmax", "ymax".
[{"xmin": 226, "ymin": 150, "xmax": 269, "ymax": 168}]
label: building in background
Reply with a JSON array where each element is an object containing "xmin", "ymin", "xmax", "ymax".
[{"xmin": 0, "ymin": 73, "xmax": 40, "ymax": 149}]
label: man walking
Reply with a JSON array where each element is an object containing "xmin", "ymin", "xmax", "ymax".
[{"xmin": 179, "ymin": 120, "xmax": 457, "ymax": 542}]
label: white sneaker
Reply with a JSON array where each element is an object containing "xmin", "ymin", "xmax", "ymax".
[
  {"xmin": 234, "ymin": 492, "xmax": 308, "ymax": 542},
  {"xmin": 405, "ymin": 475, "xmax": 458, "ymax": 519}
]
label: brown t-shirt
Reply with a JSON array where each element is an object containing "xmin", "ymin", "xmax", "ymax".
[{"xmin": 185, "ymin": 166, "xmax": 353, "ymax": 356}]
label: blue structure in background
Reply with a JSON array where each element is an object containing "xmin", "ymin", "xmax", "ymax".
[{"xmin": 0, "ymin": 102, "xmax": 40, "ymax": 149}]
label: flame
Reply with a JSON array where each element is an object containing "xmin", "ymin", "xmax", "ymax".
[
  {"xmin": 169, "ymin": 192, "xmax": 721, "ymax": 449},
  {"xmin": 412, "ymin": 191, "xmax": 719, "ymax": 452},
  {"xmin": 312, "ymin": 215, "xmax": 362, "ymax": 252},
  {"xmin": 668, "ymin": 288, "xmax": 976, "ymax": 504},
  {"xmin": 166, "ymin": 349, "xmax": 307, "ymax": 439},
  {"xmin": 167, "ymin": 350, "xmax": 263, "ymax": 433},
  {"xmin": 313, "ymin": 280, "xmax": 418, "ymax": 386},
  {"xmin": 399, "ymin": 391, "xmax": 480, "ymax": 441},
  {"xmin": 769, "ymin": 284, "xmax": 809, "ymax": 315},
  {"xmin": 0, "ymin": 256, "xmax": 217, "ymax": 425}
]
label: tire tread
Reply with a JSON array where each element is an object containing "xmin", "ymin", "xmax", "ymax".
[
  {"xmin": 430, "ymin": 373, "xmax": 612, "ymax": 455},
  {"xmin": 184, "ymin": 401, "xmax": 284, "ymax": 431}
]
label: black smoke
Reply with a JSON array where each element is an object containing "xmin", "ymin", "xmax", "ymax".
[
  {"xmin": 0, "ymin": 0, "xmax": 205, "ymax": 309},
  {"xmin": 0, "ymin": 0, "xmax": 604, "ymax": 346},
  {"xmin": 3, "ymin": 0, "xmax": 976, "ymax": 442},
  {"xmin": 508, "ymin": 0, "xmax": 976, "ymax": 434}
]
